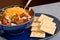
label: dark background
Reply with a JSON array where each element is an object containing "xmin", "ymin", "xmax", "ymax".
[{"xmin": 0, "ymin": 0, "xmax": 60, "ymax": 8}]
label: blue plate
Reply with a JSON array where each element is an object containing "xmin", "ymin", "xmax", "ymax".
[{"xmin": 2, "ymin": 13, "xmax": 60, "ymax": 40}]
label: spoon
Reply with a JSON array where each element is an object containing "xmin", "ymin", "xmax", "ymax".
[
  {"xmin": 24, "ymin": 0, "xmax": 32, "ymax": 9},
  {"xmin": 23, "ymin": 0, "xmax": 32, "ymax": 16}
]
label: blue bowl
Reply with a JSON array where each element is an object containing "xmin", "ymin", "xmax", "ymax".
[{"xmin": 0, "ymin": 5, "xmax": 34, "ymax": 35}]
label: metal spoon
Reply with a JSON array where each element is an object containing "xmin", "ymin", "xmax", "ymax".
[
  {"xmin": 24, "ymin": 0, "xmax": 32, "ymax": 9},
  {"xmin": 23, "ymin": 0, "xmax": 32, "ymax": 16}
]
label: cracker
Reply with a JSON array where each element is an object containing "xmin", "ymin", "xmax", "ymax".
[
  {"xmin": 40, "ymin": 19, "xmax": 56, "ymax": 26},
  {"xmin": 34, "ymin": 17, "xmax": 39, "ymax": 22},
  {"xmin": 31, "ymin": 26, "xmax": 40, "ymax": 32},
  {"xmin": 30, "ymin": 31, "xmax": 45, "ymax": 38},
  {"xmin": 31, "ymin": 22, "xmax": 40, "ymax": 27},
  {"xmin": 40, "ymin": 19, "xmax": 56, "ymax": 35},
  {"xmin": 38, "ymin": 14, "xmax": 53, "ymax": 22}
]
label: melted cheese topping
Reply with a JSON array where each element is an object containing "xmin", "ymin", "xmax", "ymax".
[{"xmin": 3, "ymin": 7, "xmax": 29, "ymax": 18}]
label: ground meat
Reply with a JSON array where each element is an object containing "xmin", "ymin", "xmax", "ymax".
[
  {"xmin": 22, "ymin": 16, "xmax": 28, "ymax": 22},
  {"xmin": 2, "ymin": 18, "xmax": 8, "ymax": 25},
  {"xmin": 20, "ymin": 13, "xmax": 28, "ymax": 18},
  {"xmin": 19, "ymin": 19, "xmax": 24, "ymax": 24},
  {"xmin": 16, "ymin": 19, "xmax": 24, "ymax": 24}
]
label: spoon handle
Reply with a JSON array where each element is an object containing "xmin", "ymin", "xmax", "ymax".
[{"xmin": 24, "ymin": 0, "xmax": 32, "ymax": 9}]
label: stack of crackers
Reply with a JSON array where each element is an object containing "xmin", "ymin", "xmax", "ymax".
[{"xmin": 30, "ymin": 14, "xmax": 56, "ymax": 38}]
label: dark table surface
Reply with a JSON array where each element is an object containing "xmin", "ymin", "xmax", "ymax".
[{"xmin": 0, "ymin": 0, "xmax": 60, "ymax": 8}]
